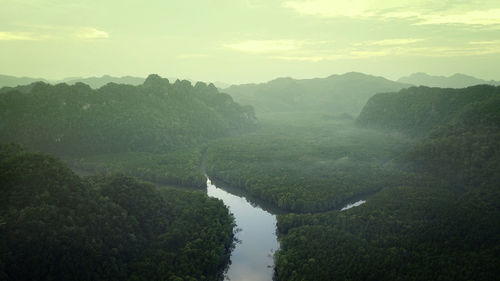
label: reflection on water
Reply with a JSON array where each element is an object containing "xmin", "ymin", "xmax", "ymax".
[{"xmin": 207, "ymin": 178, "xmax": 278, "ymax": 281}]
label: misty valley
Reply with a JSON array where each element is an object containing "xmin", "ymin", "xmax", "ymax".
[{"xmin": 1, "ymin": 72, "xmax": 499, "ymax": 281}]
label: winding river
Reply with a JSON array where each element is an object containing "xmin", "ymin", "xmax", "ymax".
[
  {"xmin": 205, "ymin": 177, "xmax": 370, "ymax": 281},
  {"xmin": 72, "ymin": 167, "xmax": 367, "ymax": 281},
  {"xmin": 206, "ymin": 178, "xmax": 279, "ymax": 281}
]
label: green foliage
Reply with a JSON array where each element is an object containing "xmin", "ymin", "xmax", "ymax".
[
  {"xmin": 0, "ymin": 75, "xmax": 255, "ymax": 156},
  {"xmin": 275, "ymin": 185, "xmax": 500, "ymax": 281},
  {"xmin": 274, "ymin": 86, "xmax": 500, "ymax": 281},
  {"xmin": 0, "ymin": 144, "xmax": 235, "ymax": 281},
  {"xmin": 205, "ymin": 113, "xmax": 414, "ymax": 212},
  {"xmin": 67, "ymin": 148, "xmax": 207, "ymax": 188},
  {"xmin": 0, "ymin": 74, "xmax": 255, "ymax": 187},
  {"xmin": 402, "ymin": 95, "xmax": 500, "ymax": 189},
  {"xmin": 357, "ymin": 85, "xmax": 499, "ymax": 136}
]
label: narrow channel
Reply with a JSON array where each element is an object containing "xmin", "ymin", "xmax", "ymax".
[{"xmin": 206, "ymin": 178, "xmax": 279, "ymax": 281}]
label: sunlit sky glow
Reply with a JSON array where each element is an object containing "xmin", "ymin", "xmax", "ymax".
[{"xmin": 2, "ymin": 0, "xmax": 500, "ymax": 83}]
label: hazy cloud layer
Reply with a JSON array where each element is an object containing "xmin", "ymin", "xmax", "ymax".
[
  {"xmin": 283, "ymin": 0, "xmax": 500, "ymax": 26},
  {"xmin": 0, "ymin": 26, "xmax": 109, "ymax": 41},
  {"xmin": 224, "ymin": 37, "xmax": 500, "ymax": 62},
  {"xmin": 76, "ymin": 28, "xmax": 109, "ymax": 39},
  {"xmin": 0, "ymin": 32, "xmax": 45, "ymax": 41},
  {"xmin": 1, "ymin": 0, "xmax": 500, "ymax": 83}
]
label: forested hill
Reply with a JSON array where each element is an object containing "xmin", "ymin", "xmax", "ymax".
[
  {"xmin": 357, "ymin": 85, "xmax": 500, "ymax": 136},
  {"xmin": 0, "ymin": 143, "xmax": 235, "ymax": 281},
  {"xmin": 357, "ymin": 84, "xmax": 500, "ymax": 191},
  {"xmin": 224, "ymin": 72, "xmax": 410, "ymax": 115},
  {"xmin": 273, "ymin": 85, "xmax": 500, "ymax": 281},
  {"xmin": 0, "ymin": 74, "xmax": 255, "ymax": 156},
  {"xmin": 403, "ymin": 93, "xmax": 500, "ymax": 190}
]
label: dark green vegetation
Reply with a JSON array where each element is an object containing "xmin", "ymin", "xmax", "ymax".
[
  {"xmin": 0, "ymin": 144, "xmax": 235, "ymax": 281},
  {"xmin": 224, "ymin": 72, "xmax": 409, "ymax": 114},
  {"xmin": 271, "ymin": 85, "xmax": 500, "ymax": 281},
  {"xmin": 205, "ymin": 113, "xmax": 414, "ymax": 213},
  {"xmin": 357, "ymin": 85, "xmax": 500, "ymax": 136},
  {"xmin": 0, "ymin": 74, "xmax": 255, "ymax": 187},
  {"xmin": 204, "ymin": 84, "xmax": 500, "ymax": 280},
  {"xmin": 276, "ymin": 185, "xmax": 500, "ymax": 281},
  {"xmin": 2, "ymin": 71, "xmax": 499, "ymax": 280}
]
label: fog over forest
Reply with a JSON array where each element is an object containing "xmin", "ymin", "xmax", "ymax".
[{"xmin": 1, "ymin": 1, "xmax": 499, "ymax": 281}]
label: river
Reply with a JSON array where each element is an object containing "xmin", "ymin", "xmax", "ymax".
[
  {"xmin": 207, "ymin": 178, "xmax": 279, "ymax": 281},
  {"xmin": 72, "ymin": 167, "xmax": 366, "ymax": 281}
]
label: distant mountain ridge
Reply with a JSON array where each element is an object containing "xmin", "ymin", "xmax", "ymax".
[
  {"xmin": 224, "ymin": 72, "xmax": 411, "ymax": 115},
  {"xmin": 0, "ymin": 74, "xmax": 49, "ymax": 87},
  {"xmin": 398, "ymin": 72, "xmax": 500, "ymax": 88},
  {"xmin": 61, "ymin": 75, "xmax": 145, "ymax": 88},
  {"xmin": 0, "ymin": 74, "xmax": 231, "ymax": 90}
]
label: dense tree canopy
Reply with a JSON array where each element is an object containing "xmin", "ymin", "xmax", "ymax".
[
  {"xmin": 0, "ymin": 144, "xmax": 235, "ymax": 281},
  {"xmin": 205, "ymin": 113, "xmax": 415, "ymax": 213},
  {"xmin": 357, "ymin": 85, "xmax": 499, "ymax": 136},
  {"xmin": 0, "ymin": 74, "xmax": 255, "ymax": 187},
  {"xmin": 272, "ymin": 86, "xmax": 500, "ymax": 281},
  {"xmin": 0, "ymin": 74, "xmax": 255, "ymax": 156}
]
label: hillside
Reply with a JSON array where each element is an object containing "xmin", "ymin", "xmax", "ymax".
[
  {"xmin": 224, "ymin": 72, "xmax": 410, "ymax": 115},
  {"xmin": 398, "ymin": 72, "xmax": 500, "ymax": 88},
  {"xmin": 273, "ymin": 86, "xmax": 500, "ymax": 281},
  {"xmin": 0, "ymin": 144, "xmax": 235, "ymax": 281},
  {"xmin": 402, "ymin": 94, "xmax": 500, "ymax": 189},
  {"xmin": 0, "ymin": 74, "xmax": 255, "ymax": 156},
  {"xmin": 357, "ymin": 85, "xmax": 500, "ymax": 136},
  {"xmin": 0, "ymin": 74, "xmax": 255, "ymax": 187}
]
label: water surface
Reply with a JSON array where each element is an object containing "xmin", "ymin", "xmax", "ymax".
[{"xmin": 207, "ymin": 178, "xmax": 279, "ymax": 281}]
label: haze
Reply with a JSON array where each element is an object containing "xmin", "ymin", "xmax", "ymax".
[{"xmin": 2, "ymin": 0, "xmax": 500, "ymax": 84}]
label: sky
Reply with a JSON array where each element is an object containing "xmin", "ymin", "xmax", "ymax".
[{"xmin": 1, "ymin": 0, "xmax": 500, "ymax": 84}]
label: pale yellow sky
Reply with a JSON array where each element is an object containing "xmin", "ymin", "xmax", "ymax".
[{"xmin": 1, "ymin": 0, "xmax": 500, "ymax": 83}]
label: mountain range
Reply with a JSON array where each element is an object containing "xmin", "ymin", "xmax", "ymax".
[
  {"xmin": 398, "ymin": 72, "xmax": 500, "ymax": 88},
  {"xmin": 0, "ymin": 74, "xmax": 230, "ymax": 90},
  {"xmin": 224, "ymin": 72, "xmax": 411, "ymax": 115}
]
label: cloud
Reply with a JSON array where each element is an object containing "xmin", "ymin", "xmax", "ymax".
[
  {"xmin": 0, "ymin": 26, "xmax": 110, "ymax": 41},
  {"xmin": 223, "ymin": 36, "xmax": 499, "ymax": 63},
  {"xmin": 76, "ymin": 27, "xmax": 109, "ymax": 39},
  {"xmin": 0, "ymin": 31, "xmax": 48, "ymax": 41},
  {"xmin": 223, "ymin": 40, "xmax": 303, "ymax": 53},
  {"xmin": 268, "ymin": 43, "xmax": 500, "ymax": 62},
  {"xmin": 269, "ymin": 55, "xmax": 324, "ymax": 62},
  {"xmin": 415, "ymin": 9, "xmax": 500, "ymax": 26},
  {"xmin": 356, "ymin": 38, "xmax": 425, "ymax": 46},
  {"xmin": 177, "ymin": 53, "xmax": 209, "ymax": 59},
  {"xmin": 469, "ymin": 40, "xmax": 500, "ymax": 45},
  {"xmin": 283, "ymin": 0, "xmax": 500, "ymax": 27},
  {"xmin": 282, "ymin": 0, "xmax": 373, "ymax": 18}
]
